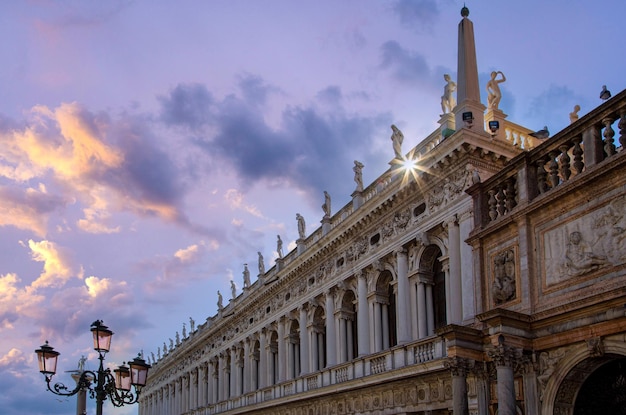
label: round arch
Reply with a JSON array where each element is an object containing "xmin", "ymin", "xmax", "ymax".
[{"xmin": 542, "ymin": 340, "xmax": 626, "ymax": 415}]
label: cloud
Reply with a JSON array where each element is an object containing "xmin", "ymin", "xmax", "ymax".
[
  {"xmin": 0, "ymin": 102, "xmax": 194, "ymax": 235},
  {"xmin": 525, "ymin": 85, "xmax": 584, "ymax": 133},
  {"xmin": 0, "ymin": 185, "xmax": 67, "ymax": 236},
  {"xmin": 225, "ymin": 189, "xmax": 264, "ymax": 218},
  {"xmin": 237, "ymin": 73, "xmax": 282, "ymax": 107},
  {"xmin": 379, "ymin": 40, "xmax": 432, "ymax": 84},
  {"xmin": 28, "ymin": 239, "xmax": 80, "ymax": 290},
  {"xmin": 158, "ymin": 82, "xmax": 215, "ymax": 130},
  {"xmin": 390, "ymin": 0, "xmax": 445, "ymax": 32},
  {"xmin": 159, "ymin": 79, "xmax": 393, "ymax": 209}
]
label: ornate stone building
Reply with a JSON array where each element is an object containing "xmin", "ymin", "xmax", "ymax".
[{"xmin": 140, "ymin": 8, "xmax": 626, "ymax": 415}]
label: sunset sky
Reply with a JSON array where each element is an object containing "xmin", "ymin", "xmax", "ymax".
[{"xmin": 1, "ymin": 1, "xmax": 624, "ymax": 414}]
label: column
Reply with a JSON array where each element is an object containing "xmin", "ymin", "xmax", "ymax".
[
  {"xmin": 447, "ymin": 217, "xmax": 463, "ymax": 324},
  {"xmin": 218, "ymin": 354, "xmax": 226, "ymax": 402},
  {"xmin": 357, "ymin": 270, "xmax": 370, "ymax": 356},
  {"xmin": 325, "ymin": 288, "xmax": 337, "ymax": 366},
  {"xmin": 243, "ymin": 340, "xmax": 251, "ymax": 393},
  {"xmin": 409, "ymin": 278, "xmax": 418, "ymax": 339},
  {"xmin": 299, "ymin": 305, "xmax": 310, "ymax": 375},
  {"xmin": 211, "ymin": 360, "xmax": 219, "ymax": 404},
  {"xmin": 458, "ymin": 210, "xmax": 475, "ymax": 321},
  {"xmin": 381, "ymin": 302, "xmax": 390, "ymax": 349},
  {"xmin": 277, "ymin": 318, "xmax": 286, "ymax": 382},
  {"xmin": 490, "ymin": 345, "xmax": 519, "ymax": 415},
  {"xmin": 182, "ymin": 374, "xmax": 189, "ymax": 413},
  {"xmin": 425, "ymin": 283, "xmax": 435, "ymax": 335},
  {"xmin": 396, "ymin": 248, "xmax": 411, "ymax": 343},
  {"xmin": 259, "ymin": 329, "xmax": 267, "ymax": 389},
  {"xmin": 446, "ymin": 357, "xmax": 470, "ymax": 415},
  {"xmin": 338, "ymin": 317, "xmax": 347, "ymax": 362},
  {"xmin": 199, "ymin": 363, "xmax": 207, "ymax": 407},
  {"xmin": 230, "ymin": 347, "xmax": 237, "ymax": 397},
  {"xmin": 373, "ymin": 301, "xmax": 382, "ymax": 352},
  {"xmin": 417, "ymin": 278, "xmax": 427, "ymax": 338}
]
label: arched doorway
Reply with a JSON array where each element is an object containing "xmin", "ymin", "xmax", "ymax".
[
  {"xmin": 573, "ymin": 357, "xmax": 626, "ymax": 414},
  {"xmin": 552, "ymin": 354, "xmax": 626, "ymax": 415}
]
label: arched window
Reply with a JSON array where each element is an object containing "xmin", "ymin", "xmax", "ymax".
[
  {"xmin": 269, "ymin": 331, "xmax": 279, "ymax": 384},
  {"xmin": 338, "ymin": 290, "xmax": 358, "ymax": 362},
  {"xmin": 416, "ymin": 245, "xmax": 446, "ymax": 336},
  {"xmin": 374, "ymin": 271, "xmax": 397, "ymax": 351},
  {"xmin": 288, "ymin": 320, "xmax": 301, "ymax": 378},
  {"xmin": 312, "ymin": 306, "xmax": 326, "ymax": 370},
  {"xmin": 251, "ymin": 340, "xmax": 260, "ymax": 390}
]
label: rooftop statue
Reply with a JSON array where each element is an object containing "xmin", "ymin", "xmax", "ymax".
[
  {"xmin": 322, "ymin": 191, "xmax": 331, "ymax": 218},
  {"xmin": 441, "ymin": 74, "xmax": 457, "ymax": 114},
  {"xmin": 486, "ymin": 70, "xmax": 506, "ymax": 110},
  {"xmin": 296, "ymin": 213, "xmax": 306, "ymax": 239},
  {"xmin": 277, "ymin": 235, "xmax": 284, "ymax": 258},
  {"xmin": 257, "ymin": 251, "xmax": 265, "ymax": 274},
  {"xmin": 353, "ymin": 160, "xmax": 364, "ymax": 192},
  {"xmin": 569, "ymin": 104, "xmax": 581, "ymax": 124},
  {"xmin": 243, "ymin": 263, "xmax": 250, "ymax": 288},
  {"xmin": 230, "ymin": 280, "xmax": 237, "ymax": 299},
  {"xmin": 390, "ymin": 124, "xmax": 404, "ymax": 159},
  {"xmin": 217, "ymin": 290, "xmax": 223, "ymax": 310}
]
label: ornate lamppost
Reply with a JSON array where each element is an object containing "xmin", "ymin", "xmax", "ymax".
[{"xmin": 35, "ymin": 320, "xmax": 150, "ymax": 415}]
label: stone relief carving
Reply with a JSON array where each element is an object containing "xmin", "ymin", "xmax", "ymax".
[
  {"xmin": 428, "ymin": 169, "xmax": 467, "ymax": 212},
  {"xmin": 492, "ymin": 249, "xmax": 516, "ymax": 304},
  {"xmin": 537, "ymin": 349, "xmax": 565, "ymax": 400},
  {"xmin": 544, "ymin": 195, "xmax": 626, "ymax": 285}
]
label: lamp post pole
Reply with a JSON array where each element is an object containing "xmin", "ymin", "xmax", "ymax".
[{"xmin": 35, "ymin": 320, "xmax": 150, "ymax": 415}]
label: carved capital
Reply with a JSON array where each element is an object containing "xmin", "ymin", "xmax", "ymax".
[
  {"xmin": 488, "ymin": 344, "xmax": 521, "ymax": 368},
  {"xmin": 444, "ymin": 357, "xmax": 472, "ymax": 377}
]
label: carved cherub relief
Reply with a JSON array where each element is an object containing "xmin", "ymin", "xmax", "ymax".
[{"xmin": 492, "ymin": 249, "xmax": 516, "ymax": 304}]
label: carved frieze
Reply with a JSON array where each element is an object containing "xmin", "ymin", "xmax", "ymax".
[{"xmin": 542, "ymin": 194, "xmax": 626, "ymax": 287}]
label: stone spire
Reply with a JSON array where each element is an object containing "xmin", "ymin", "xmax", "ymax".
[{"xmin": 454, "ymin": 6, "xmax": 485, "ymax": 131}]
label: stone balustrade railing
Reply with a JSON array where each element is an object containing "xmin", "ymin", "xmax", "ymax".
[
  {"xmin": 470, "ymin": 89, "xmax": 626, "ymax": 229},
  {"xmin": 179, "ymin": 336, "xmax": 445, "ymax": 414}
]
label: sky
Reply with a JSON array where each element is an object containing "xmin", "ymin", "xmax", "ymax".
[{"xmin": 0, "ymin": 1, "xmax": 624, "ymax": 414}]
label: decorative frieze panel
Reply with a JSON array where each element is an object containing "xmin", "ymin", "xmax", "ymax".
[{"xmin": 540, "ymin": 193, "xmax": 626, "ymax": 290}]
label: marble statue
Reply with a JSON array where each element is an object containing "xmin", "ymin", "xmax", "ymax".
[
  {"xmin": 353, "ymin": 160, "xmax": 364, "ymax": 191},
  {"xmin": 257, "ymin": 251, "xmax": 265, "ymax": 274},
  {"xmin": 217, "ymin": 290, "xmax": 223, "ymax": 309},
  {"xmin": 151, "ymin": 351, "xmax": 156, "ymax": 363},
  {"xmin": 277, "ymin": 235, "xmax": 283, "ymax": 258},
  {"xmin": 157, "ymin": 347, "xmax": 161, "ymax": 359},
  {"xmin": 296, "ymin": 213, "xmax": 306, "ymax": 239},
  {"xmin": 322, "ymin": 191, "xmax": 331, "ymax": 218},
  {"xmin": 78, "ymin": 355, "xmax": 87, "ymax": 372},
  {"xmin": 390, "ymin": 124, "xmax": 404, "ymax": 159},
  {"xmin": 569, "ymin": 104, "xmax": 580, "ymax": 124},
  {"xmin": 175, "ymin": 331, "xmax": 180, "ymax": 346},
  {"xmin": 169, "ymin": 338, "xmax": 174, "ymax": 350},
  {"xmin": 243, "ymin": 263, "xmax": 250, "ymax": 288},
  {"xmin": 230, "ymin": 280, "xmax": 237, "ymax": 299},
  {"xmin": 441, "ymin": 74, "xmax": 456, "ymax": 114},
  {"xmin": 486, "ymin": 71, "xmax": 506, "ymax": 110},
  {"xmin": 163, "ymin": 342, "xmax": 167, "ymax": 354},
  {"xmin": 189, "ymin": 316, "xmax": 195, "ymax": 332},
  {"xmin": 182, "ymin": 323, "xmax": 187, "ymax": 338}
]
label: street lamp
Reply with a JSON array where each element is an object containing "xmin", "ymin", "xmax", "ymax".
[{"xmin": 35, "ymin": 320, "xmax": 150, "ymax": 415}]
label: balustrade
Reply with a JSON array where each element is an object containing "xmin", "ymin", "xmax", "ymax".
[{"xmin": 471, "ymin": 89, "xmax": 626, "ymax": 228}]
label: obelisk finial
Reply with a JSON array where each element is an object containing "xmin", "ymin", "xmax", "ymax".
[{"xmin": 461, "ymin": 4, "xmax": 469, "ymax": 17}]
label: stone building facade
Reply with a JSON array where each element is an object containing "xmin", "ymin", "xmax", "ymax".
[{"xmin": 140, "ymin": 8, "xmax": 626, "ymax": 415}]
